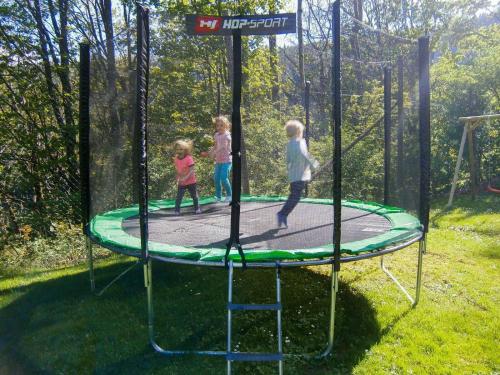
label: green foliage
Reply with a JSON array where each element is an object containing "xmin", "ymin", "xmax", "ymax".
[{"xmin": 431, "ymin": 24, "xmax": 500, "ymax": 194}]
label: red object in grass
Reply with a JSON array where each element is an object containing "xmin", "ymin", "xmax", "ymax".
[
  {"xmin": 486, "ymin": 184, "xmax": 500, "ymax": 194},
  {"xmin": 200, "ymin": 151, "xmax": 209, "ymax": 157}
]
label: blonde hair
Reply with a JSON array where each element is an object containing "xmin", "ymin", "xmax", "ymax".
[
  {"xmin": 284, "ymin": 120, "xmax": 304, "ymax": 138},
  {"xmin": 173, "ymin": 139, "xmax": 193, "ymax": 155},
  {"xmin": 213, "ymin": 115, "xmax": 231, "ymax": 132}
]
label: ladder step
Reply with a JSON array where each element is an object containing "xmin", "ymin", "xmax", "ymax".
[
  {"xmin": 226, "ymin": 352, "xmax": 283, "ymax": 362},
  {"xmin": 228, "ymin": 303, "xmax": 282, "ymax": 311}
]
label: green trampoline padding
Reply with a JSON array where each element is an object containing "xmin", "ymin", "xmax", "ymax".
[{"xmin": 88, "ymin": 195, "xmax": 422, "ymax": 262}]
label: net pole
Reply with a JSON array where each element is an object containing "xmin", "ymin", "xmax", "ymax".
[
  {"xmin": 397, "ymin": 57, "xmax": 404, "ymax": 201},
  {"xmin": 332, "ymin": 1, "xmax": 342, "ymax": 273},
  {"xmin": 418, "ymin": 36, "xmax": 430, "ymax": 232},
  {"xmin": 384, "ymin": 66, "xmax": 392, "ymax": 205},
  {"xmin": 136, "ymin": 5, "xmax": 150, "ymax": 260},
  {"xmin": 228, "ymin": 30, "xmax": 243, "ymax": 262},
  {"xmin": 79, "ymin": 43, "xmax": 90, "ymax": 233},
  {"xmin": 79, "ymin": 42, "xmax": 94, "ymax": 292},
  {"xmin": 322, "ymin": 0, "xmax": 341, "ymax": 357}
]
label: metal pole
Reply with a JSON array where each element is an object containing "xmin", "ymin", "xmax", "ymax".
[
  {"xmin": 86, "ymin": 238, "xmax": 95, "ymax": 292},
  {"xmin": 227, "ymin": 261, "xmax": 234, "ymax": 375},
  {"xmin": 145, "ymin": 259, "xmax": 155, "ymax": 344},
  {"xmin": 276, "ymin": 266, "xmax": 283, "ymax": 375},
  {"xmin": 320, "ymin": 270, "xmax": 338, "ymax": 358},
  {"xmin": 414, "ymin": 236, "xmax": 426, "ymax": 305}
]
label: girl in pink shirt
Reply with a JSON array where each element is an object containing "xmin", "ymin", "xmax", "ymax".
[
  {"xmin": 173, "ymin": 140, "xmax": 201, "ymax": 215},
  {"xmin": 201, "ymin": 116, "xmax": 232, "ymax": 202}
]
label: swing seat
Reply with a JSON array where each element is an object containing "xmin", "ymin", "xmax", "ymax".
[{"xmin": 487, "ymin": 184, "xmax": 500, "ymax": 194}]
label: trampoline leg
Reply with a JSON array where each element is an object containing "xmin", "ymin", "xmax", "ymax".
[
  {"xmin": 86, "ymin": 237, "xmax": 95, "ymax": 292},
  {"xmin": 227, "ymin": 261, "xmax": 233, "ymax": 375},
  {"xmin": 92, "ymin": 260, "xmax": 140, "ymax": 297},
  {"xmin": 380, "ymin": 236, "xmax": 425, "ymax": 307},
  {"xmin": 319, "ymin": 269, "xmax": 338, "ymax": 358},
  {"xmin": 87, "ymin": 237, "xmax": 139, "ymax": 297},
  {"xmin": 414, "ymin": 236, "xmax": 426, "ymax": 306},
  {"xmin": 145, "ymin": 259, "xmax": 156, "ymax": 346},
  {"xmin": 143, "ymin": 259, "xmax": 226, "ymax": 357},
  {"xmin": 380, "ymin": 255, "xmax": 415, "ymax": 305}
]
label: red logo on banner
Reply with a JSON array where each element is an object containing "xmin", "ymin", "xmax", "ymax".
[{"xmin": 195, "ymin": 16, "xmax": 222, "ymax": 33}]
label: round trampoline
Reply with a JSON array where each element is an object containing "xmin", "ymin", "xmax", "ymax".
[
  {"xmin": 89, "ymin": 195, "xmax": 422, "ymax": 264},
  {"xmin": 78, "ymin": 3, "xmax": 431, "ymax": 368}
]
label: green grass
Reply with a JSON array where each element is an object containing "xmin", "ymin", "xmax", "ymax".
[{"xmin": 0, "ymin": 194, "xmax": 499, "ymax": 374}]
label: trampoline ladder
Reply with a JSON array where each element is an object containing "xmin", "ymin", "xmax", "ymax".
[{"xmin": 226, "ymin": 261, "xmax": 284, "ymax": 375}]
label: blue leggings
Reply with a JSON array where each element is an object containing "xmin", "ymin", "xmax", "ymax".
[
  {"xmin": 214, "ymin": 162, "xmax": 232, "ymax": 199},
  {"xmin": 278, "ymin": 181, "xmax": 305, "ymax": 217}
]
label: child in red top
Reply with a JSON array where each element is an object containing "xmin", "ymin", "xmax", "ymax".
[{"xmin": 173, "ymin": 140, "xmax": 201, "ymax": 215}]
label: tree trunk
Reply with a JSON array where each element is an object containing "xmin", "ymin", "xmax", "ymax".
[
  {"xmin": 297, "ymin": 0, "xmax": 305, "ymax": 92},
  {"xmin": 350, "ymin": 0, "xmax": 364, "ymax": 93},
  {"xmin": 30, "ymin": 0, "xmax": 65, "ymax": 137},
  {"xmin": 100, "ymin": 0, "xmax": 120, "ymax": 145},
  {"xmin": 57, "ymin": 0, "xmax": 77, "ymax": 182}
]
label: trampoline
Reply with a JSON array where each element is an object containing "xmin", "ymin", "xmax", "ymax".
[
  {"xmin": 89, "ymin": 196, "xmax": 422, "ymax": 264},
  {"xmin": 78, "ymin": 2, "xmax": 431, "ymax": 373}
]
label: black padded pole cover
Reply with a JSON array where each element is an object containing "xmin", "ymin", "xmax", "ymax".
[
  {"xmin": 228, "ymin": 31, "xmax": 243, "ymax": 255},
  {"xmin": 396, "ymin": 57, "xmax": 404, "ymax": 193},
  {"xmin": 136, "ymin": 5, "xmax": 150, "ymax": 259},
  {"xmin": 79, "ymin": 43, "xmax": 90, "ymax": 233},
  {"xmin": 418, "ymin": 36, "xmax": 431, "ymax": 232},
  {"xmin": 332, "ymin": 1, "xmax": 342, "ymax": 272},
  {"xmin": 384, "ymin": 66, "xmax": 392, "ymax": 206}
]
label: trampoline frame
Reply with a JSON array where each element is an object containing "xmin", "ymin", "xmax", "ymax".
[{"xmin": 79, "ymin": 1, "xmax": 431, "ymax": 373}]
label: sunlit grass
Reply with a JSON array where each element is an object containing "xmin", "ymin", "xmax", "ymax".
[{"xmin": 1, "ymin": 194, "xmax": 498, "ymax": 374}]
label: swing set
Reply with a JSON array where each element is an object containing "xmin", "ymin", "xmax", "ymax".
[{"xmin": 447, "ymin": 113, "xmax": 500, "ymax": 208}]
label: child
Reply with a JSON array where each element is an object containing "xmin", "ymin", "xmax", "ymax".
[
  {"xmin": 277, "ymin": 120, "xmax": 319, "ymax": 228},
  {"xmin": 173, "ymin": 140, "xmax": 201, "ymax": 215},
  {"xmin": 201, "ymin": 116, "xmax": 233, "ymax": 202}
]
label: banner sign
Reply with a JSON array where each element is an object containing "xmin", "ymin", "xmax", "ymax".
[{"xmin": 186, "ymin": 13, "xmax": 296, "ymax": 36}]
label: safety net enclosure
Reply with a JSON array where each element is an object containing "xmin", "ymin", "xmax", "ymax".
[
  {"xmin": 81, "ymin": 2, "xmax": 428, "ymax": 267},
  {"xmin": 79, "ymin": 0, "xmax": 430, "ymax": 368}
]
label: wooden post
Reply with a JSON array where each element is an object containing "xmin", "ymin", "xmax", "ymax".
[
  {"xmin": 447, "ymin": 114, "xmax": 500, "ymax": 208},
  {"xmin": 467, "ymin": 125, "xmax": 478, "ymax": 199},
  {"xmin": 447, "ymin": 124, "xmax": 468, "ymax": 208}
]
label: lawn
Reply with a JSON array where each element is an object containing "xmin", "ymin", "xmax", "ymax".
[{"xmin": 0, "ymin": 195, "xmax": 498, "ymax": 374}]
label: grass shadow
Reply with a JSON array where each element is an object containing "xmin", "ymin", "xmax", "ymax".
[{"xmin": 0, "ymin": 259, "xmax": 406, "ymax": 374}]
